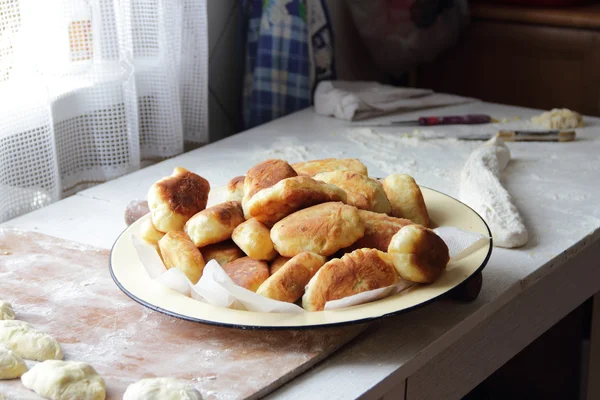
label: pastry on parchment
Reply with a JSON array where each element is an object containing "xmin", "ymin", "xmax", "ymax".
[
  {"xmin": 269, "ymin": 255, "xmax": 291, "ymax": 275},
  {"xmin": 221, "ymin": 257, "xmax": 270, "ymax": 292},
  {"xmin": 158, "ymin": 231, "xmax": 205, "ymax": 284},
  {"xmin": 184, "ymin": 201, "xmax": 245, "ymax": 247},
  {"xmin": 225, "ymin": 175, "xmax": 245, "ymax": 202},
  {"xmin": 256, "ymin": 252, "xmax": 326, "ymax": 303},
  {"xmin": 314, "ymin": 170, "xmax": 391, "ymax": 214},
  {"xmin": 242, "ymin": 159, "xmax": 297, "ymax": 217},
  {"xmin": 292, "ymin": 158, "xmax": 368, "ymax": 177},
  {"xmin": 342, "ymin": 209, "xmax": 412, "ymax": 253},
  {"xmin": 387, "ymin": 225, "xmax": 449, "ymax": 284},
  {"xmin": 302, "ymin": 249, "xmax": 399, "ymax": 311},
  {"xmin": 245, "ymin": 176, "xmax": 347, "ymax": 227},
  {"xmin": 147, "ymin": 167, "xmax": 210, "ymax": 232},
  {"xmin": 231, "ymin": 218, "xmax": 277, "ymax": 261},
  {"xmin": 382, "ymin": 174, "xmax": 430, "ymax": 227},
  {"xmin": 270, "ymin": 202, "xmax": 364, "ymax": 257},
  {"xmin": 199, "ymin": 240, "xmax": 244, "ymax": 266},
  {"xmin": 139, "ymin": 218, "xmax": 165, "ymax": 246}
]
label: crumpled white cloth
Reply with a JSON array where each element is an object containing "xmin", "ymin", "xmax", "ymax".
[
  {"xmin": 460, "ymin": 137, "xmax": 528, "ymax": 248},
  {"xmin": 132, "ymin": 225, "xmax": 489, "ymax": 313},
  {"xmin": 313, "ymin": 80, "xmax": 476, "ymax": 121}
]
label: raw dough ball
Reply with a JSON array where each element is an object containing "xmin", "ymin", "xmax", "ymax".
[
  {"xmin": 0, "ymin": 301, "xmax": 15, "ymax": 320},
  {"xmin": 0, "ymin": 320, "xmax": 63, "ymax": 361},
  {"xmin": 21, "ymin": 360, "xmax": 106, "ymax": 400},
  {"xmin": 0, "ymin": 344, "xmax": 27, "ymax": 379},
  {"xmin": 531, "ymin": 108, "xmax": 583, "ymax": 129},
  {"xmin": 123, "ymin": 377, "xmax": 203, "ymax": 400}
]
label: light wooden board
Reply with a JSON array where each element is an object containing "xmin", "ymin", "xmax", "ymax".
[{"xmin": 0, "ymin": 229, "xmax": 364, "ymax": 400}]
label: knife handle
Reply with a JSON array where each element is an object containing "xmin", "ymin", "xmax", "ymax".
[
  {"xmin": 418, "ymin": 114, "xmax": 492, "ymax": 126},
  {"xmin": 419, "ymin": 114, "xmax": 492, "ymax": 126},
  {"xmin": 497, "ymin": 130, "xmax": 576, "ymax": 142}
]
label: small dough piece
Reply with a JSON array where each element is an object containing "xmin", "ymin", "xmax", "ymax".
[
  {"xmin": 243, "ymin": 159, "xmax": 297, "ymax": 202},
  {"xmin": 0, "ymin": 345, "xmax": 27, "ymax": 379},
  {"xmin": 0, "ymin": 321, "xmax": 63, "ymax": 361},
  {"xmin": 225, "ymin": 175, "xmax": 245, "ymax": 202},
  {"xmin": 148, "ymin": 167, "xmax": 210, "ymax": 232},
  {"xmin": 184, "ymin": 201, "xmax": 245, "ymax": 247},
  {"xmin": 123, "ymin": 377, "xmax": 203, "ymax": 400},
  {"xmin": 257, "ymin": 252, "xmax": 326, "ymax": 303},
  {"xmin": 158, "ymin": 231, "xmax": 205, "ymax": 284},
  {"xmin": 382, "ymin": 174, "xmax": 430, "ymax": 227},
  {"xmin": 270, "ymin": 256, "xmax": 291, "ymax": 275},
  {"xmin": 245, "ymin": 176, "xmax": 347, "ymax": 227},
  {"xmin": 314, "ymin": 170, "xmax": 391, "ymax": 213},
  {"xmin": 21, "ymin": 360, "xmax": 106, "ymax": 400},
  {"xmin": 200, "ymin": 240, "xmax": 245, "ymax": 266},
  {"xmin": 140, "ymin": 218, "xmax": 165, "ymax": 246},
  {"xmin": 302, "ymin": 249, "xmax": 398, "ymax": 311},
  {"xmin": 292, "ymin": 158, "xmax": 368, "ymax": 177},
  {"xmin": 531, "ymin": 108, "xmax": 583, "ymax": 129},
  {"xmin": 387, "ymin": 225, "xmax": 449, "ymax": 284},
  {"xmin": 232, "ymin": 218, "xmax": 277, "ymax": 261},
  {"xmin": 342, "ymin": 210, "xmax": 412, "ymax": 252},
  {"xmin": 221, "ymin": 257, "xmax": 269, "ymax": 292},
  {"xmin": 0, "ymin": 301, "xmax": 15, "ymax": 320},
  {"xmin": 271, "ymin": 202, "xmax": 365, "ymax": 257}
]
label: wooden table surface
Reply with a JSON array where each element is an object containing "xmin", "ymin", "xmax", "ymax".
[{"xmin": 3, "ymin": 101, "xmax": 600, "ymax": 399}]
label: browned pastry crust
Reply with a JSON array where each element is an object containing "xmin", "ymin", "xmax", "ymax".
[
  {"xmin": 387, "ymin": 225, "xmax": 449, "ymax": 283},
  {"xmin": 302, "ymin": 249, "xmax": 398, "ymax": 311},
  {"xmin": 184, "ymin": 201, "xmax": 245, "ymax": 247},
  {"xmin": 382, "ymin": 174, "xmax": 430, "ymax": 227},
  {"xmin": 256, "ymin": 252, "xmax": 326, "ymax": 303},
  {"xmin": 291, "ymin": 158, "xmax": 368, "ymax": 177},
  {"xmin": 221, "ymin": 257, "xmax": 270, "ymax": 292},
  {"xmin": 342, "ymin": 210, "xmax": 412, "ymax": 253},
  {"xmin": 244, "ymin": 176, "xmax": 347, "ymax": 227},
  {"xmin": 158, "ymin": 231, "xmax": 205, "ymax": 284},
  {"xmin": 226, "ymin": 175, "xmax": 245, "ymax": 201},
  {"xmin": 314, "ymin": 170, "xmax": 391, "ymax": 213},
  {"xmin": 199, "ymin": 240, "xmax": 245, "ymax": 265},
  {"xmin": 243, "ymin": 159, "xmax": 297, "ymax": 201},
  {"xmin": 231, "ymin": 218, "xmax": 277, "ymax": 261},
  {"xmin": 148, "ymin": 167, "xmax": 210, "ymax": 232},
  {"xmin": 270, "ymin": 202, "xmax": 365, "ymax": 257},
  {"xmin": 269, "ymin": 255, "xmax": 291, "ymax": 275}
]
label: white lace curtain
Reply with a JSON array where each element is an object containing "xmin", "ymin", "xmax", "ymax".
[{"xmin": 0, "ymin": 0, "xmax": 208, "ymax": 222}]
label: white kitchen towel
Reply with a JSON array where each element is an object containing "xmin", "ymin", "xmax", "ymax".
[
  {"xmin": 132, "ymin": 226, "xmax": 489, "ymax": 312},
  {"xmin": 460, "ymin": 137, "xmax": 528, "ymax": 248},
  {"xmin": 313, "ymin": 81, "xmax": 477, "ymax": 121}
]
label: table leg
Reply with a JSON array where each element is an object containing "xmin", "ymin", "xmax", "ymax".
[{"xmin": 586, "ymin": 293, "xmax": 600, "ymax": 400}]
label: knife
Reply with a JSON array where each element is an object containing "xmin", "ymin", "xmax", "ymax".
[
  {"xmin": 356, "ymin": 114, "xmax": 493, "ymax": 127},
  {"xmin": 441, "ymin": 130, "xmax": 576, "ymax": 142}
]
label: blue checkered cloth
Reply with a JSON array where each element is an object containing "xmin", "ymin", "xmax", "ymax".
[{"xmin": 241, "ymin": 0, "xmax": 313, "ymax": 129}]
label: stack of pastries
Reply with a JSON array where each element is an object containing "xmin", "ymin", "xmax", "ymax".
[{"xmin": 142, "ymin": 159, "xmax": 449, "ymax": 312}]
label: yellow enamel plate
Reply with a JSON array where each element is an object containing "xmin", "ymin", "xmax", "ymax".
[{"xmin": 110, "ymin": 187, "xmax": 492, "ymax": 329}]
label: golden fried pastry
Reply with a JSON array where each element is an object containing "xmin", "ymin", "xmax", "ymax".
[
  {"xmin": 243, "ymin": 159, "xmax": 297, "ymax": 201},
  {"xmin": 231, "ymin": 218, "xmax": 277, "ymax": 261},
  {"xmin": 382, "ymin": 174, "xmax": 430, "ymax": 227},
  {"xmin": 302, "ymin": 249, "xmax": 398, "ymax": 311},
  {"xmin": 314, "ymin": 170, "xmax": 391, "ymax": 213},
  {"xmin": 257, "ymin": 252, "xmax": 326, "ymax": 303},
  {"xmin": 147, "ymin": 167, "xmax": 210, "ymax": 233},
  {"xmin": 387, "ymin": 225, "xmax": 449, "ymax": 284},
  {"xmin": 221, "ymin": 257, "xmax": 269, "ymax": 292},
  {"xmin": 139, "ymin": 218, "xmax": 165, "ymax": 245},
  {"xmin": 292, "ymin": 158, "xmax": 368, "ymax": 177},
  {"xmin": 342, "ymin": 210, "xmax": 412, "ymax": 252},
  {"xmin": 225, "ymin": 175, "xmax": 245, "ymax": 202},
  {"xmin": 158, "ymin": 231, "xmax": 205, "ymax": 284},
  {"xmin": 245, "ymin": 176, "xmax": 347, "ymax": 227},
  {"xmin": 271, "ymin": 202, "xmax": 365, "ymax": 257},
  {"xmin": 270, "ymin": 255, "xmax": 291, "ymax": 275},
  {"xmin": 199, "ymin": 240, "xmax": 245, "ymax": 265},
  {"xmin": 184, "ymin": 201, "xmax": 245, "ymax": 247}
]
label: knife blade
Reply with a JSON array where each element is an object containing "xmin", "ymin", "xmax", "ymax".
[{"xmin": 355, "ymin": 114, "xmax": 493, "ymax": 127}]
